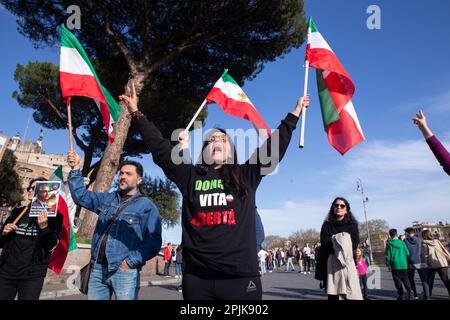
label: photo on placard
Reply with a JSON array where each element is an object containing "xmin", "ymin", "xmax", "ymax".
[{"xmin": 29, "ymin": 181, "xmax": 61, "ymax": 217}]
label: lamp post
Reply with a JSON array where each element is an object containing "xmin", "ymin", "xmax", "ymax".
[{"xmin": 356, "ymin": 178, "xmax": 374, "ymax": 264}]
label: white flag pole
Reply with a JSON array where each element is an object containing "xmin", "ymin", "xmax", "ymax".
[
  {"xmin": 184, "ymin": 99, "xmax": 207, "ymax": 135},
  {"xmin": 299, "ymin": 21, "xmax": 312, "ymax": 148},
  {"xmin": 299, "ymin": 61, "xmax": 310, "ymax": 148}
]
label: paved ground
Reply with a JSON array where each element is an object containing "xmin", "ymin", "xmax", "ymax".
[{"xmin": 48, "ymin": 266, "xmax": 449, "ymax": 300}]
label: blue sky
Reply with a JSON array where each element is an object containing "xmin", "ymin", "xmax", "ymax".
[{"xmin": 1, "ymin": 1, "xmax": 450, "ymax": 244}]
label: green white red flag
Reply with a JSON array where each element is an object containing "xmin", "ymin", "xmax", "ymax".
[
  {"xmin": 59, "ymin": 24, "xmax": 121, "ymax": 144},
  {"xmin": 47, "ymin": 165, "xmax": 77, "ymax": 275},
  {"xmin": 305, "ymin": 17, "xmax": 364, "ymax": 155},
  {"xmin": 206, "ymin": 70, "xmax": 271, "ymax": 137}
]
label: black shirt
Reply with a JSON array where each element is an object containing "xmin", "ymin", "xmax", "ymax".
[
  {"xmin": 315, "ymin": 219, "xmax": 359, "ymax": 281},
  {"xmin": 0, "ymin": 206, "xmax": 62, "ymax": 279},
  {"xmin": 135, "ymin": 112, "xmax": 299, "ymax": 278}
]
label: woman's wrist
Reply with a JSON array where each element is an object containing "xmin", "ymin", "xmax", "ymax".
[
  {"xmin": 420, "ymin": 126, "xmax": 433, "ymax": 139},
  {"xmin": 128, "ymin": 110, "xmax": 145, "ymax": 120}
]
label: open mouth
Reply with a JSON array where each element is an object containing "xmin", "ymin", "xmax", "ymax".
[{"xmin": 212, "ymin": 146, "xmax": 223, "ymax": 155}]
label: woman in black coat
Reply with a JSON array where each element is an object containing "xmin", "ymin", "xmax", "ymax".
[
  {"xmin": 0, "ymin": 177, "xmax": 63, "ymax": 300},
  {"xmin": 315, "ymin": 197, "xmax": 359, "ymax": 300}
]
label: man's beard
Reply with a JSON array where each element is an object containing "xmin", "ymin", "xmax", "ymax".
[{"xmin": 119, "ymin": 183, "xmax": 135, "ymax": 195}]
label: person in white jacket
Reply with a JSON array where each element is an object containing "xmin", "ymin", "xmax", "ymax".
[
  {"xmin": 257, "ymin": 249, "xmax": 269, "ymax": 275},
  {"xmin": 326, "ymin": 232, "xmax": 363, "ymax": 300},
  {"xmin": 421, "ymin": 229, "xmax": 450, "ymax": 298}
]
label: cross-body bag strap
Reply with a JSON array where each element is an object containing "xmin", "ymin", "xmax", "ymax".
[{"xmin": 92, "ymin": 194, "xmax": 147, "ymax": 256}]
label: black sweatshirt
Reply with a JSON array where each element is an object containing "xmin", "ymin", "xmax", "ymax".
[
  {"xmin": 0, "ymin": 206, "xmax": 63, "ymax": 279},
  {"xmin": 135, "ymin": 113, "xmax": 299, "ymax": 278}
]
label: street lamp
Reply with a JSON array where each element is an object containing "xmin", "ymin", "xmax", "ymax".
[{"xmin": 356, "ymin": 178, "xmax": 374, "ymax": 264}]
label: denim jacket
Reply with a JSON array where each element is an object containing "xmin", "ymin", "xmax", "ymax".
[{"xmin": 68, "ymin": 169, "xmax": 162, "ymax": 272}]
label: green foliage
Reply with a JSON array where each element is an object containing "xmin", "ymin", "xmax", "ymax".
[
  {"xmin": 288, "ymin": 229, "xmax": 320, "ymax": 247},
  {"xmin": 139, "ymin": 174, "xmax": 180, "ymax": 228},
  {"xmin": 0, "ymin": 149, "xmax": 24, "ymax": 207},
  {"xmin": 359, "ymin": 219, "xmax": 390, "ymax": 241},
  {"xmin": 3, "ymin": 0, "xmax": 307, "ymax": 138},
  {"xmin": 263, "ymin": 235, "xmax": 288, "ymax": 250}
]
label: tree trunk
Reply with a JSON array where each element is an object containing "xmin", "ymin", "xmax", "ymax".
[{"xmin": 77, "ymin": 75, "xmax": 146, "ymax": 238}]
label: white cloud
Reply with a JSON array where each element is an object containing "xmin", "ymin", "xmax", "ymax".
[
  {"xmin": 338, "ymin": 138, "xmax": 450, "ymax": 230},
  {"xmin": 259, "ymin": 137, "xmax": 450, "ymax": 237},
  {"xmin": 259, "ymin": 200, "xmax": 329, "ymax": 237},
  {"xmin": 160, "ymin": 137, "xmax": 450, "ymax": 243}
]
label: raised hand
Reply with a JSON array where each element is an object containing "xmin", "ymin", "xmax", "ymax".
[
  {"xmin": 67, "ymin": 151, "xmax": 80, "ymax": 170},
  {"xmin": 119, "ymin": 81, "xmax": 138, "ymax": 113},
  {"xmin": 412, "ymin": 110, "xmax": 433, "ymax": 139},
  {"xmin": 178, "ymin": 130, "xmax": 189, "ymax": 149},
  {"xmin": 1, "ymin": 224, "xmax": 17, "ymax": 235},
  {"xmin": 38, "ymin": 211, "xmax": 48, "ymax": 229},
  {"xmin": 292, "ymin": 94, "xmax": 310, "ymax": 117}
]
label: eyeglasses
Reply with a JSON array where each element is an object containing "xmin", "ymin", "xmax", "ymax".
[
  {"xmin": 208, "ymin": 135, "xmax": 227, "ymax": 143},
  {"xmin": 27, "ymin": 186, "xmax": 35, "ymax": 192},
  {"xmin": 334, "ymin": 204, "xmax": 346, "ymax": 209}
]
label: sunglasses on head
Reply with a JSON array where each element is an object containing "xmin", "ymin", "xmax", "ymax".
[{"xmin": 334, "ymin": 204, "xmax": 346, "ymax": 209}]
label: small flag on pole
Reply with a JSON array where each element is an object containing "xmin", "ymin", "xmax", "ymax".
[
  {"xmin": 59, "ymin": 24, "xmax": 121, "ymax": 144},
  {"xmin": 306, "ymin": 17, "xmax": 364, "ymax": 155},
  {"xmin": 206, "ymin": 70, "xmax": 271, "ymax": 137}
]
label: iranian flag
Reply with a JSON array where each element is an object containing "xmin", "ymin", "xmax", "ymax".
[
  {"xmin": 59, "ymin": 24, "xmax": 121, "ymax": 144},
  {"xmin": 206, "ymin": 70, "xmax": 271, "ymax": 137},
  {"xmin": 47, "ymin": 165, "xmax": 77, "ymax": 275},
  {"xmin": 306, "ymin": 17, "xmax": 364, "ymax": 155}
]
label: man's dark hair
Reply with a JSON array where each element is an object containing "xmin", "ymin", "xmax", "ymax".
[
  {"xmin": 404, "ymin": 227, "xmax": 414, "ymax": 235},
  {"xmin": 389, "ymin": 229, "xmax": 398, "ymax": 238},
  {"xmin": 118, "ymin": 161, "xmax": 144, "ymax": 177}
]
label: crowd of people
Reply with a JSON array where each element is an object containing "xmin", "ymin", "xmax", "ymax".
[
  {"xmin": 385, "ymin": 227, "xmax": 450, "ymax": 300},
  {"xmin": 257, "ymin": 243, "xmax": 320, "ymax": 275},
  {"xmin": 0, "ymin": 78, "xmax": 449, "ymax": 301}
]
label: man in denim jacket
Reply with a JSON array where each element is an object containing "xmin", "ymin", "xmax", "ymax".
[{"xmin": 67, "ymin": 151, "xmax": 162, "ymax": 300}]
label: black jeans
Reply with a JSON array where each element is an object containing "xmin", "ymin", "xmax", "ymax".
[
  {"xmin": 428, "ymin": 267, "xmax": 450, "ymax": 298},
  {"xmin": 391, "ymin": 269, "xmax": 412, "ymax": 299},
  {"xmin": 0, "ymin": 275, "xmax": 45, "ymax": 300},
  {"xmin": 303, "ymin": 258, "xmax": 311, "ymax": 272},
  {"xmin": 182, "ymin": 273, "xmax": 262, "ymax": 300},
  {"xmin": 407, "ymin": 267, "xmax": 429, "ymax": 299}
]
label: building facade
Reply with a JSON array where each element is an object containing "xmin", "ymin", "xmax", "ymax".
[{"xmin": 6, "ymin": 131, "xmax": 83, "ymax": 203}]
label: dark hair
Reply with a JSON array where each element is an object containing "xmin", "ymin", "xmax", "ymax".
[
  {"xmin": 196, "ymin": 128, "xmax": 249, "ymax": 199},
  {"xmin": 389, "ymin": 229, "xmax": 398, "ymax": 237},
  {"xmin": 326, "ymin": 197, "xmax": 357, "ymax": 225},
  {"xmin": 422, "ymin": 229, "xmax": 433, "ymax": 240},
  {"xmin": 404, "ymin": 227, "xmax": 414, "ymax": 235},
  {"xmin": 118, "ymin": 161, "xmax": 144, "ymax": 177},
  {"xmin": 29, "ymin": 176, "xmax": 47, "ymax": 188}
]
